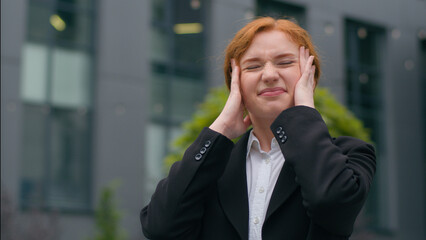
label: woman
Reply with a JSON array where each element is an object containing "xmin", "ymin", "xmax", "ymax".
[{"xmin": 140, "ymin": 17, "xmax": 376, "ymax": 240}]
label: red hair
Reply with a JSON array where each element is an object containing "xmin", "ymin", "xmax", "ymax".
[{"xmin": 223, "ymin": 17, "xmax": 321, "ymax": 89}]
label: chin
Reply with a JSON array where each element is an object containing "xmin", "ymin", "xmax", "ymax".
[
  {"xmin": 269, "ymin": 102, "xmax": 292, "ymax": 114},
  {"xmin": 247, "ymin": 100, "xmax": 294, "ymax": 120},
  {"xmin": 266, "ymin": 96, "xmax": 294, "ymax": 111},
  {"xmin": 255, "ymin": 106, "xmax": 288, "ymax": 121}
]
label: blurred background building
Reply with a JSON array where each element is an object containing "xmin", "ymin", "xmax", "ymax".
[{"xmin": 1, "ymin": 0, "xmax": 425, "ymax": 239}]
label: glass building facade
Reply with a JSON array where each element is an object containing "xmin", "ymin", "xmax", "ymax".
[
  {"xmin": 1, "ymin": 0, "xmax": 425, "ymax": 239},
  {"xmin": 145, "ymin": 0, "xmax": 207, "ymax": 191},
  {"xmin": 345, "ymin": 19, "xmax": 388, "ymax": 232},
  {"xmin": 19, "ymin": 0, "xmax": 95, "ymax": 211}
]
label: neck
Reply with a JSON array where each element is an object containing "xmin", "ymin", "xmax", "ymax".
[{"xmin": 250, "ymin": 115, "xmax": 275, "ymax": 152}]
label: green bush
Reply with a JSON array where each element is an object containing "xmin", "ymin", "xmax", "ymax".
[
  {"xmin": 89, "ymin": 181, "xmax": 126, "ymax": 240},
  {"xmin": 165, "ymin": 85, "xmax": 371, "ymax": 170}
]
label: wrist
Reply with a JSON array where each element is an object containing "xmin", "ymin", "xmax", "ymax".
[
  {"xmin": 209, "ymin": 121, "xmax": 231, "ymax": 139},
  {"xmin": 295, "ymin": 100, "xmax": 315, "ymax": 109}
]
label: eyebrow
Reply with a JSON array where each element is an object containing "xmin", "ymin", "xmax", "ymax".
[
  {"xmin": 274, "ymin": 53, "xmax": 297, "ymax": 59},
  {"xmin": 241, "ymin": 57, "xmax": 261, "ymax": 65},
  {"xmin": 241, "ymin": 53, "xmax": 297, "ymax": 64}
]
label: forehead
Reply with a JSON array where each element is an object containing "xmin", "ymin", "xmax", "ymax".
[{"xmin": 241, "ymin": 30, "xmax": 299, "ymax": 59}]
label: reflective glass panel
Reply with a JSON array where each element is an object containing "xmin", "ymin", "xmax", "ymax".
[
  {"xmin": 345, "ymin": 19, "xmax": 387, "ymax": 231},
  {"xmin": 257, "ymin": 0, "xmax": 306, "ymax": 28},
  {"xmin": 144, "ymin": 123, "xmax": 167, "ymax": 194},
  {"xmin": 20, "ymin": 104, "xmax": 49, "ymax": 208},
  {"xmin": 20, "ymin": 43, "xmax": 49, "ymax": 104},
  {"xmin": 149, "ymin": 68, "xmax": 168, "ymax": 120},
  {"xmin": 46, "ymin": 108, "xmax": 90, "ymax": 210},
  {"xmin": 51, "ymin": 47, "xmax": 92, "ymax": 108},
  {"xmin": 53, "ymin": 9, "xmax": 92, "ymax": 47},
  {"xmin": 150, "ymin": 27, "xmax": 169, "ymax": 63},
  {"xmin": 27, "ymin": 1, "xmax": 51, "ymax": 42},
  {"xmin": 170, "ymin": 76, "xmax": 204, "ymax": 123},
  {"xmin": 58, "ymin": 0, "xmax": 93, "ymax": 9},
  {"xmin": 146, "ymin": 0, "xmax": 207, "ymax": 194},
  {"xmin": 20, "ymin": 0, "xmax": 94, "ymax": 211}
]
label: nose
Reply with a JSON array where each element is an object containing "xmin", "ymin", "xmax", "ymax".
[{"xmin": 261, "ymin": 62, "xmax": 278, "ymax": 84}]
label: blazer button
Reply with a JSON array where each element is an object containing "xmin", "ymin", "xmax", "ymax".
[
  {"xmin": 276, "ymin": 126, "xmax": 283, "ymax": 134},
  {"xmin": 200, "ymin": 147, "xmax": 207, "ymax": 154},
  {"xmin": 195, "ymin": 153, "xmax": 202, "ymax": 161},
  {"xmin": 204, "ymin": 140, "xmax": 211, "ymax": 148},
  {"xmin": 278, "ymin": 132, "xmax": 285, "ymax": 139},
  {"xmin": 281, "ymin": 135, "xmax": 287, "ymax": 144}
]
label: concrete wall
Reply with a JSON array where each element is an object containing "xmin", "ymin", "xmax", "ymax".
[
  {"xmin": 91, "ymin": 0, "xmax": 150, "ymax": 239},
  {"xmin": 1, "ymin": 0, "xmax": 27, "ymax": 224}
]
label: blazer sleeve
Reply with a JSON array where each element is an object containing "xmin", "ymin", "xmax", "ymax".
[
  {"xmin": 270, "ymin": 106, "xmax": 376, "ymax": 236},
  {"xmin": 140, "ymin": 127, "xmax": 234, "ymax": 240}
]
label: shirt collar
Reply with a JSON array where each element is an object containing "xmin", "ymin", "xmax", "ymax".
[{"xmin": 246, "ymin": 130, "xmax": 279, "ymax": 157}]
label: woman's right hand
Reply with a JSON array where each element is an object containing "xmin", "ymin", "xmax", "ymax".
[{"xmin": 209, "ymin": 59, "xmax": 252, "ymax": 140}]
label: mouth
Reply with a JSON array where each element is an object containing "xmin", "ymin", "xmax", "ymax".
[{"xmin": 258, "ymin": 87, "xmax": 286, "ymax": 97}]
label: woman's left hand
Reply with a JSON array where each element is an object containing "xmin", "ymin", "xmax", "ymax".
[{"xmin": 294, "ymin": 46, "xmax": 316, "ymax": 108}]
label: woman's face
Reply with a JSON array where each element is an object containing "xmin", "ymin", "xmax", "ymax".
[{"xmin": 239, "ymin": 30, "xmax": 301, "ymax": 121}]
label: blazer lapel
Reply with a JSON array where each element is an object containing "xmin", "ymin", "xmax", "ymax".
[
  {"xmin": 217, "ymin": 131, "xmax": 250, "ymax": 240},
  {"xmin": 265, "ymin": 161, "xmax": 298, "ymax": 220}
]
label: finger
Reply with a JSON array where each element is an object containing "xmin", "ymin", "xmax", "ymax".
[
  {"xmin": 306, "ymin": 55, "xmax": 314, "ymax": 71},
  {"xmin": 309, "ymin": 65, "xmax": 316, "ymax": 89},
  {"xmin": 299, "ymin": 46, "xmax": 306, "ymax": 73},
  {"xmin": 305, "ymin": 48, "xmax": 310, "ymax": 71},
  {"xmin": 303, "ymin": 56, "xmax": 315, "ymax": 77},
  {"xmin": 230, "ymin": 59, "xmax": 240, "ymax": 93},
  {"xmin": 298, "ymin": 55, "xmax": 314, "ymax": 87},
  {"xmin": 305, "ymin": 47, "xmax": 310, "ymax": 61}
]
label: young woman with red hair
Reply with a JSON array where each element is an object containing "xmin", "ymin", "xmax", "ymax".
[{"xmin": 141, "ymin": 17, "xmax": 376, "ymax": 240}]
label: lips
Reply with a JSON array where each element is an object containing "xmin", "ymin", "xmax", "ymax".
[{"xmin": 258, "ymin": 87, "xmax": 286, "ymax": 96}]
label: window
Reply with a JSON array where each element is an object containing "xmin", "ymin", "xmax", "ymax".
[
  {"xmin": 345, "ymin": 19, "xmax": 388, "ymax": 232},
  {"xmin": 145, "ymin": 0, "xmax": 207, "ymax": 192},
  {"xmin": 257, "ymin": 0, "xmax": 306, "ymax": 28},
  {"xmin": 20, "ymin": 0, "xmax": 95, "ymax": 211}
]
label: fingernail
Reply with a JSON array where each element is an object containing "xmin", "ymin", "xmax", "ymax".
[{"xmin": 231, "ymin": 59, "xmax": 235, "ymax": 67}]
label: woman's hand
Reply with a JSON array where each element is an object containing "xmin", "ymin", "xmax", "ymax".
[
  {"xmin": 294, "ymin": 46, "xmax": 316, "ymax": 108},
  {"xmin": 210, "ymin": 59, "xmax": 251, "ymax": 139}
]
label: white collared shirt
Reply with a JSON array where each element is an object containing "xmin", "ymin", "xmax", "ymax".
[{"xmin": 246, "ymin": 130, "xmax": 286, "ymax": 240}]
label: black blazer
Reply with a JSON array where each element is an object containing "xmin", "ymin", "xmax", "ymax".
[{"xmin": 140, "ymin": 106, "xmax": 376, "ymax": 240}]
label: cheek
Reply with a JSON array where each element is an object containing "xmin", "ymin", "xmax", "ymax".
[
  {"xmin": 281, "ymin": 67, "xmax": 301, "ymax": 90},
  {"xmin": 240, "ymin": 74, "xmax": 255, "ymax": 96}
]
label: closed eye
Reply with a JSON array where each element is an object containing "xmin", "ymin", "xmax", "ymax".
[
  {"xmin": 277, "ymin": 61, "xmax": 294, "ymax": 66},
  {"xmin": 245, "ymin": 65, "xmax": 261, "ymax": 70}
]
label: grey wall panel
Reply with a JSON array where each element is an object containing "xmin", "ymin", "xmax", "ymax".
[
  {"xmin": 1, "ymin": 0, "xmax": 27, "ymax": 59},
  {"xmin": 1, "ymin": 0, "xmax": 27, "ymax": 203},
  {"xmin": 93, "ymin": 0, "xmax": 150, "ymax": 239},
  {"xmin": 96, "ymin": 0, "xmax": 150, "ymax": 81}
]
